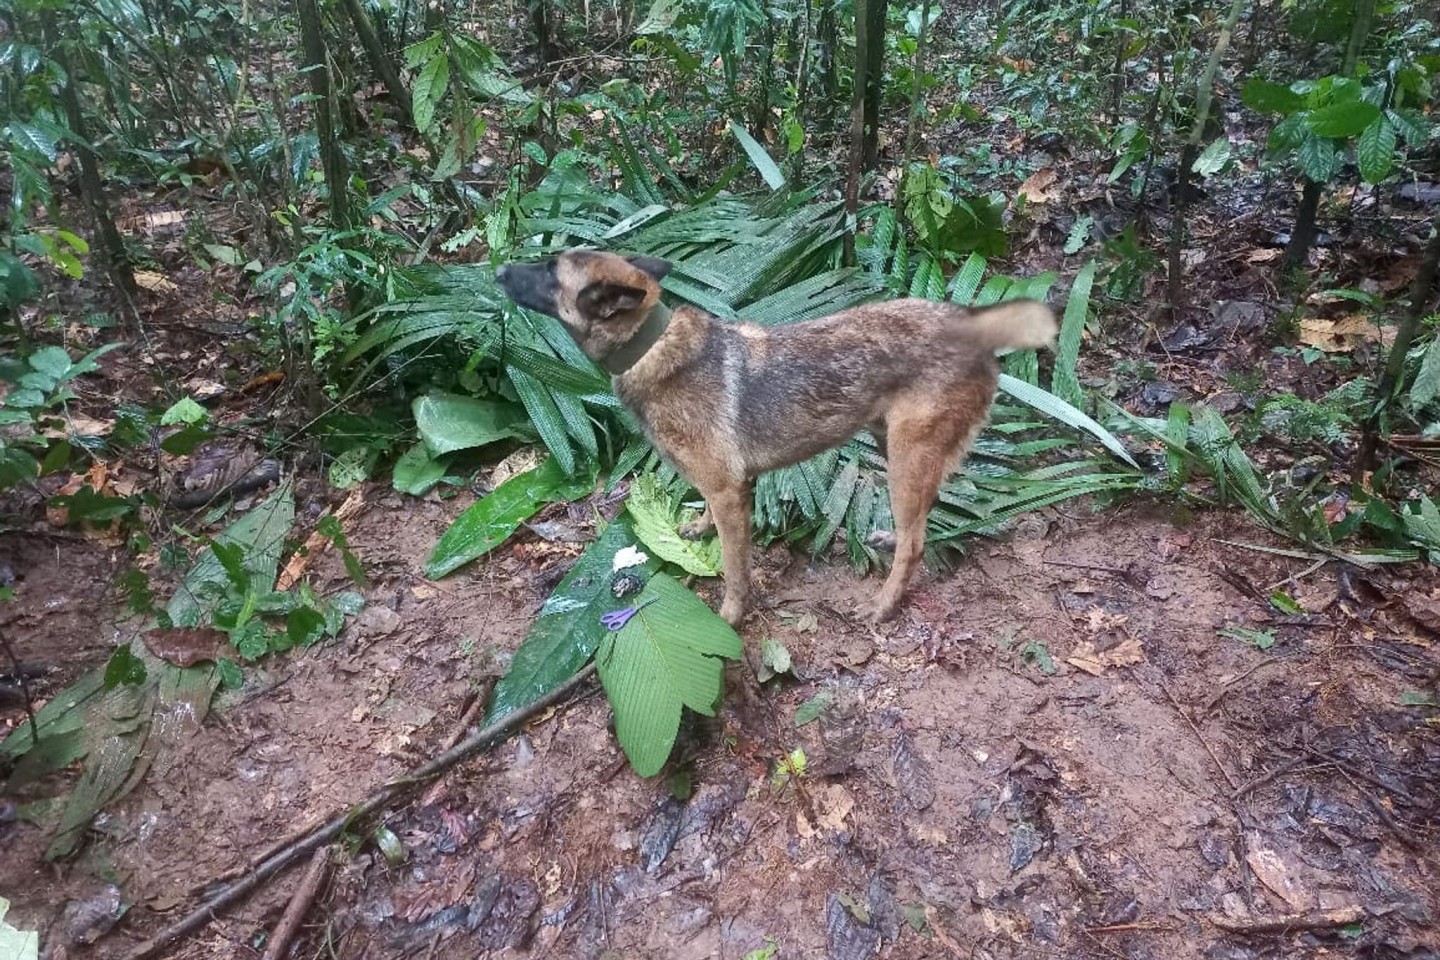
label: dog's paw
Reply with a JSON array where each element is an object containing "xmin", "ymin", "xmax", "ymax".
[
  {"xmin": 865, "ymin": 530, "xmax": 897, "ymax": 553},
  {"xmin": 678, "ymin": 518, "xmax": 714, "ymax": 541},
  {"xmin": 720, "ymin": 597, "xmax": 748, "ymax": 627},
  {"xmin": 857, "ymin": 597, "xmax": 900, "ymax": 625}
]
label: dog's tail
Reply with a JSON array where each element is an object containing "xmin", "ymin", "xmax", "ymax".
[{"xmin": 958, "ymin": 300, "xmax": 1058, "ymax": 352}]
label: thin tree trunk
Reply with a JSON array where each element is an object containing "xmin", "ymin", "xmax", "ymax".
[
  {"xmin": 530, "ymin": 0, "xmax": 553, "ymax": 68},
  {"xmin": 788, "ymin": 0, "xmax": 813, "ymax": 188},
  {"xmin": 843, "ymin": 0, "xmax": 871, "ymax": 266},
  {"xmin": 894, "ymin": 0, "xmax": 932, "ymax": 219},
  {"xmin": 1110, "ymin": 0, "xmax": 1129, "ymax": 121},
  {"xmin": 298, "ymin": 0, "xmax": 351, "ymax": 230},
  {"xmin": 1166, "ymin": 0, "xmax": 1246, "ymax": 317},
  {"xmin": 861, "ymin": 0, "xmax": 887, "ymax": 170},
  {"xmin": 817, "ymin": 0, "xmax": 837, "ymax": 109},
  {"xmin": 1285, "ymin": 0, "xmax": 1374, "ymax": 271},
  {"xmin": 340, "ymin": 0, "xmax": 415, "ymax": 129},
  {"xmin": 1354, "ymin": 213, "xmax": 1440, "ymax": 481},
  {"xmin": 752, "ymin": 17, "xmax": 775, "ymax": 140},
  {"xmin": 45, "ymin": 12, "xmax": 135, "ymax": 301}
]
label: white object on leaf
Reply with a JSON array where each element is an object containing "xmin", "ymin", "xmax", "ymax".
[{"xmin": 612, "ymin": 546, "xmax": 649, "ymax": 572}]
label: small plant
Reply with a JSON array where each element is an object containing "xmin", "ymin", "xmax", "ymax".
[{"xmin": 0, "ymin": 343, "xmax": 121, "ymax": 491}]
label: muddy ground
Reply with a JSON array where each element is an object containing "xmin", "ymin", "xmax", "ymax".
[{"xmin": 3, "ymin": 484, "xmax": 1438, "ymax": 960}]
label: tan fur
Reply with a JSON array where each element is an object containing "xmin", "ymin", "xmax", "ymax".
[{"xmin": 496, "ymin": 249, "xmax": 1058, "ymax": 626}]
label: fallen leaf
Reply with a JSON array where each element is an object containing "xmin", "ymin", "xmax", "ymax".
[
  {"xmin": 141, "ymin": 627, "xmax": 228, "ymax": 667},
  {"xmin": 1019, "ymin": 167, "xmax": 1058, "ymax": 203},
  {"xmin": 1246, "ymin": 837, "xmax": 1312, "ymax": 911},
  {"xmin": 133, "ymin": 270, "xmax": 179, "ymax": 294},
  {"xmin": 1066, "ymin": 634, "xmax": 1144, "ymax": 676},
  {"xmin": 1246, "ymin": 248, "xmax": 1283, "ymax": 263},
  {"xmin": 1298, "ymin": 315, "xmax": 1395, "ymax": 353}
]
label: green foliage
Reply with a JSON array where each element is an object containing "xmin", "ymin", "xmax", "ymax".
[
  {"xmin": 426, "ymin": 456, "xmax": 596, "ymax": 579},
  {"xmin": 0, "ymin": 343, "xmax": 122, "ymax": 493},
  {"xmin": 626, "ymin": 473, "xmax": 723, "ymax": 576},
  {"xmin": 595, "ymin": 573, "xmax": 741, "ymax": 776}
]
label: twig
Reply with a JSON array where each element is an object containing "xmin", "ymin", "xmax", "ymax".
[
  {"xmin": 1207, "ymin": 906, "xmax": 1364, "ymax": 935},
  {"xmin": 259, "ymin": 845, "xmax": 331, "ymax": 960},
  {"xmin": 441, "ymin": 680, "xmax": 494, "ymax": 752},
  {"xmin": 1042, "ymin": 558, "xmax": 1132, "ymax": 577},
  {"xmin": 1264, "ymin": 557, "xmax": 1329, "ymax": 594},
  {"xmin": 0, "ymin": 626, "xmax": 38, "ymax": 744},
  {"xmin": 1083, "ymin": 921, "xmax": 1173, "ymax": 934},
  {"xmin": 1229, "ymin": 756, "xmax": 1310, "ymax": 801},
  {"xmin": 1203, "ymin": 658, "xmax": 1285, "ymax": 714},
  {"xmin": 1157, "ymin": 675, "xmax": 1239, "ymax": 792},
  {"xmin": 123, "ymin": 664, "xmax": 598, "ymax": 960}
]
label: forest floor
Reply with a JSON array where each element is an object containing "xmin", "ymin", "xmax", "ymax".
[{"xmin": 4, "ymin": 43, "xmax": 1440, "ymax": 959}]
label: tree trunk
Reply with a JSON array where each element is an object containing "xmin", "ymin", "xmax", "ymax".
[
  {"xmin": 298, "ymin": 0, "xmax": 351, "ymax": 230},
  {"xmin": 860, "ymin": 0, "xmax": 887, "ymax": 170},
  {"xmin": 787, "ymin": 0, "xmax": 813, "ymax": 188},
  {"xmin": 817, "ymin": 0, "xmax": 837, "ymax": 109},
  {"xmin": 45, "ymin": 12, "xmax": 135, "ymax": 301},
  {"xmin": 1110, "ymin": 0, "xmax": 1129, "ymax": 121},
  {"xmin": 340, "ymin": 0, "xmax": 416, "ymax": 129},
  {"xmin": 843, "ymin": 0, "xmax": 871, "ymax": 266},
  {"xmin": 894, "ymin": 0, "xmax": 932, "ymax": 219},
  {"xmin": 752, "ymin": 17, "xmax": 776, "ymax": 141},
  {"xmin": 530, "ymin": 0, "xmax": 553, "ymax": 68},
  {"xmin": 1166, "ymin": 0, "xmax": 1245, "ymax": 317},
  {"xmin": 1287, "ymin": 0, "xmax": 1375, "ymax": 271},
  {"xmin": 1354, "ymin": 212, "xmax": 1440, "ymax": 481}
]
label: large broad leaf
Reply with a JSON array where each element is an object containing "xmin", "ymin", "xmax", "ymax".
[
  {"xmin": 412, "ymin": 50, "xmax": 450, "ymax": 132},
  {"xmin": 625, "ymin": 473, "xmax": 722, "ymax": 576},
  {"xmin": 484, "ymin": 518, "xmax": 659, "ymax": 723},
  {"xmin": 1410, "ymin": 335, "xmax": 1440, "ymax": 411},
  {"xmin": 427, "ymin": 455, "xmax": 595, "ymax": 578},
  {"xmin": 1297, "ymin": 135, "xmax": 1339, "ymax": 183},
  {"xmin": 168, "ymin": 482, "xmax": 296, "ymax": 627},
  {"xmin": 413, "ymin": 392, "xmax": 530, "ymax": 456},
  {"xmin": 999, "ymin": 374, "xmax": 1138, "ymax": 468},
  {"xmin": 595, "ymin": 573, "xmax": 742, "ymax": 776},
  {"xmin": 392, "ymin": 442, "xmax": 449, "ymax": 495},
  {"xmin": 1050, "ymin": 261, "xmax": 1095, "ymax": 408},
  {"xmin": 1241, "ymin": 78, "xmax": 1305, "ymax": 116},
  {"xmin": 1356, "ymin": 116, "xmax": 1396, "ymax": 184},
  {"xmin": 728, "ymin": 120, "xmax": 786, "ymax": 191},
  {"xmin": 1305, "ymin": 100, "xmax": 1382, "ymax": 139}
]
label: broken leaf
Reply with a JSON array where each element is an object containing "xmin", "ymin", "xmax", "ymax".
[
  {"xmin": 756, "ymin": 636, "xmax": 793, "ymax": 683},
  {"xmin": 1065, "ymin": 634, "xmax": 1144, "ymax": 675},
  {"xmin": 1018, "ymin": 167, "xmax": 1058, "ymax": 203}
]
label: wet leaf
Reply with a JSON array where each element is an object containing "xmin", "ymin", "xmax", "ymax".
[
  {"xmin": 484, "ymin": 519, "xmax": 658, "ymax": 724},
  {"xmin": 595, "ymin": 573, "xmax": 742, "ymax": 776},
  {"xmin": 794, "ymin": 690, "xmax": 834, "ymax": 727},
  {"xmin": 892, "ymin": 729, "xmax": 936, "ymax": 811},
  {"xmin": 756, "ymin": 636, "xmax": 792, "ymax": 683},
  {"xmin": 426, "ymin": 456, "xmax": 595, "ymax": 579},
  {"xmin": 412, "ymin": 392, "xmax": 529, "ymax": 456},
  {"xmin": 1268, "ymin": 590, "xmax": 1304, "ymax": 615},
  {"xmin": 392, "ymin": 442, "xmax": 448, "ymax": 495},
  {"xmin": 1246, "ymin": 838, "xmax": 1312, "ymax": 910},
  {"xmin": 373, "ymin": 825, "xmax": 406, "ymax": 865},
  {"xmin": 624, "ymin": 472, "xmax": 722, "ymax": 576}
]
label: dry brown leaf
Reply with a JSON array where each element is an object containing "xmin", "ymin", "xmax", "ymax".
[
  {"xmin": 796, "ymin": 782, "xmax": 854, "ymax": 838},
  {"xmin": 1019, "ymin": 167, "xmax": 1058, "ymax": 203},
  {"xmin": 1065, "ymin": 635, "xmax": 1144, "ymax": 676},
  {"xmin": 275, "ymin": 488, "xmax": 367, "ymax": 590},
  {"xmin": 1245, "ymin": 839, "xmax": 1312, "ymax": 911},
  {"xmin": 491, "ymin": 447, "xmax": 545, "ymax": 488},
  {"xmin": 134, "ymin": 270, "xmax": 179, "ymax": 294},
  {"xmin": 1298, "ymin": 315, "xmax": 1395, "ymax": 353},
  {"xmin": 1246, "ymin": 248, "xmax": 1283, "ymax": 263},
  {"xmin": 142, "ymin": 626, "xmax": 228, "ymax": 667},
  {"xmin": 43, "ymin": 413, "xmax": 114, "ymax": 438}
]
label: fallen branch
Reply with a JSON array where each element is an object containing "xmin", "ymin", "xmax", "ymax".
[
  {"xmin": 122, "ymin": 663, "xmax": 598, "ymax": 960},
  {"xmin": 259, "ymin": 845, "xmax": 331, "ymax": 960},
  {"xmin": 1208, "ymin": 906, "xmax": 1365, "ymax": 935}
]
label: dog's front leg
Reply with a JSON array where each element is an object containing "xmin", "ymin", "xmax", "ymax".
[
  {"xmin": 703, "ymin": 481, "xmax": 753, "ymax": 626},
  {"xmin": 678, "ymin": 505, "xmax": 714, "ymax": 541}
]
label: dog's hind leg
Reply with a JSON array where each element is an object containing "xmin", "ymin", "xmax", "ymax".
[
  {"xmin": 862, "ymin": 386, "xmax": 991, "ymax": 623},
  {"xmin": 678, "ymin": 505, "xmax": 715, "ymax": 541}
]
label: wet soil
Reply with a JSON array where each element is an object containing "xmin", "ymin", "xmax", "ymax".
[{"xmin": 3, "ymin": 489, "xmax": 1437, "ymax": 960}]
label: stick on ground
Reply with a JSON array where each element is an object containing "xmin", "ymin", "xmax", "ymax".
[
  {"xmin": 122, "ymin": 663, "xmax": 598, "ymax": 960},
  {"xmin": 259, "ymin": 845, "xmax": 331, "ymax": 960}
]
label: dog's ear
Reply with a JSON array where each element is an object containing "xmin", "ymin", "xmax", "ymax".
[
  {"xmin": 578, "ymin": 281, "xmax": 649, "ymax": 320},
  {"xmin": 626, "ymin": 255, "xmax": 672, "ymax": 281}
]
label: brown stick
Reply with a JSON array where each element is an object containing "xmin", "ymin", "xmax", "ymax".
[
  {"xmin": 1207, "ymin": 906, "xmax": 1365, "ymax": 935},
  {"xmin": 123, "ymin": 664, "xmax": 598, "ymax": 960},
  {"xmin": 259, "ymin": 846, "xmax": 331, "ymax": 960}
]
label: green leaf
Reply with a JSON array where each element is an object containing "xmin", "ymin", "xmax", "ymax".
[
  {"xmin": 167, "ymin": 482, "xmax": 295, "ymax": 627},
  {"xmin": 756, "ymin": 636, "xmax": 792, "ymax": 682},
  {"xmin": 1241, "ymin": 78, "xmax": 1305, "ymax": 115},
  {"xmin": 1063, "ymin": 216, "xmax": 1092, "ymax": 256},
  {"xmin": 412, "ymin": 51, "xmax": 450, "ymax": 132},
  {"xmin": 1305, "ymin": 100, "xmax": 1381, "ymax": 139},
  {"xmin": 1050, "ymin": 261, "xmax": 1094, "ymax": 408},
  {"xmin": 1218, "ymin": 625, "xmax": 1275, "ymax": 650},
  {"xmin": 412, "ymin": 392, "xmax": 529, "ymax": 456},
  {"xmin": 26, "ymin": 346, "xmax": 73, "ymax": 380},
  {"xmin": 1297, "ymin": 135, "xmax": 1339, "ymax": 183},
  {"xmin": 286, "ymin": 605, "xmax": 328, "ymax": 648},
  {"xmin": 1191, "ymin": 137, "xmax": 1231, "ymax": 178},
  {"xmin": 1268, "ymin": 112, "xmax": 1308, "ymax": 152},
  {"xmin": 728, "ymin": 119, "xmax": 786, "ymax": 191},
  {"xmin": 999, "ymin": 374, "xmax": 1138, "ymax": 468},
  {"xmin": 1356, "ymin": 116, "xmax": 1396, "ymax": 184},
  {"xmin": 794, "ymin": 690, "xmax": 833, "ymax": 726},
  {"xmin": 595, "ymin": 573, "xmax": 742, "ymax": 776},
  {"xmin": 6, "ymin": 121, "xmax": 58, "ymax": 161},
  {"xmin": 624, "ymin": 473, "xmax": 722, "ymax": 576},
  {"xmin": 1409, "ymin": 335, "xmax": 1440, "ymax": 410},
  {"xmin": 1386, "ymin": 108, "xmax": 1429, "ymax": 147},
  {"xmin": 328, "ymin": 447, "xmax": 373, "ymax": 489},
  {"xmin": 486, "ymin": 518, "xmax": 659, "ymax": 723},
  {"xmin": 102, "ymin": 644, "xmax": 147, "ymax": 688},
  {"xmin": 392, "ymin": 442, "xmax": 449, "ymax": 495},
  {"xmin": 426, "ymin": 456, "xmax": 595, "ymax": 578},
  {"xmin": 1268, "ymin": 590, "xmax": 1304, "ymax": 615},
  {"xmin": 160, "ymin": 396, "xmax": 208, "ymax": 426}
]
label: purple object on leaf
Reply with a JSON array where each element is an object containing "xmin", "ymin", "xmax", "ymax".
[{"xmin": 601, "ymin": 597, "xmax": 658, "ymax": 631}]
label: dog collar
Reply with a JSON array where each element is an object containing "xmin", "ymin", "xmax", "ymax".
[{"xmin": 601, "ymin": 301, "xmax": 671, "ymax": 376}]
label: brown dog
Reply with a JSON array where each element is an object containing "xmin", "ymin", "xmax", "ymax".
[{"xmin": 496, "ymin": 249, "xmax": 1057, "ymax": 625}]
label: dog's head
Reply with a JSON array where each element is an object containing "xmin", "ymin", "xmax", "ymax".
[{"xmin": 495, "ymin": 250, "xmax": 672, "ymax": 362}]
